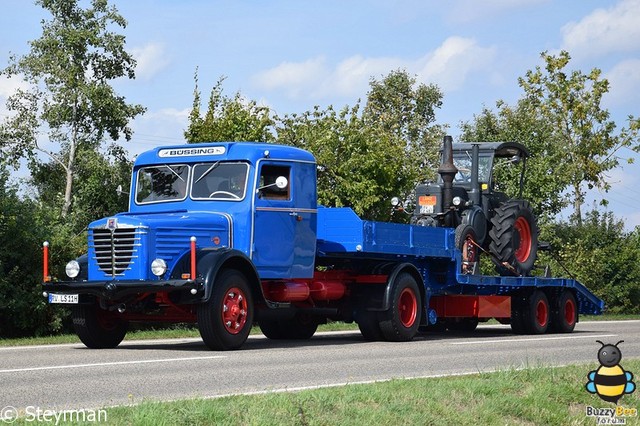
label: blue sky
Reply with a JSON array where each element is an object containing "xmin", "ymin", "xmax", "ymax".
[{"xmin": 1, "ymin": 0, "xmax": 639, "ymax": 228}]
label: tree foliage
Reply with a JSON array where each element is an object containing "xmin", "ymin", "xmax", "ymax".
[
  {"xmin": 544, "ymin": 211, "xmax": 640, "ymax": 314},
  {"xmin": 185, "ymin": 75, "xmax": 274, "ymax": 143},
  {"xmin": 518, "ymin": 51, "xmax": 640, "ymax": 224},
  {"xmin": 0, "ymin": 0, "xmax": 145, "ymax": 218}
]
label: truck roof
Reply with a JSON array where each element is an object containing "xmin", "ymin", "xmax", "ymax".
[
  {"xmin": 452, "ymin": 142, "xmax": 529, "ymax": 158},
  {"xmin": 134, "ymin": 142, "xmax": 316, "ymax": 166}
]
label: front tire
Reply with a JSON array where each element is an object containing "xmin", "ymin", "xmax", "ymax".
[
  {"xmin": 72, "ymin": 304, "xmax": 128, "ymax": 349},
  {"xmin": 197, "ymin": 269, "xmax": 253, "ymax": 350},
  {"xmin": 489, "ymin": 200, "xmax": 538, "ymax": 276}
]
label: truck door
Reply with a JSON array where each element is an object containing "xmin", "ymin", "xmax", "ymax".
[{"xmin": 252, "ymin": 162, "xmax": 316, "ymax": 279}]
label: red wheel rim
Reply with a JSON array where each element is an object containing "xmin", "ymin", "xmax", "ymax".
[
  {"xmin": 535, "ymin": 299, "xmax": 548, "ymax": 327},
  {"xmin": 514, "ymin": 217, "xmax": 532, "ymax": 262},
  {"xmin": 398, "ymin": 288, "xmax": 418, "ymax": 328},
  {"xmin": 222, "ymin": 287, "xmax": 249, "ymax": 335},
  {"xmin": 564, "ymin": 297, "xmax": 576, "ymax": 326}
]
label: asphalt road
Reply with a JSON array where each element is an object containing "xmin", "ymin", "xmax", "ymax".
[{"xmin": 1, "ymin": 320, "xmax": 640, "ymax": 413}]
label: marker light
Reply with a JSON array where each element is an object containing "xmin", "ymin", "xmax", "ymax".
[
  {"xmin": 151, "ymin": 258, "xmax": 168, "ymax": 277},
  {"xmin": 452, "ymin": 196, "xmax": 462, "ymax": 206},
  {"xmin": 65, "ymin": 260, "xmax": 80, "ymax": 278}
]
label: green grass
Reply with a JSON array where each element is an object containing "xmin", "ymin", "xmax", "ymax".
[
  {"xmin": 14, "ymin": 360, "xmax": 640, "ymax": 425},
  {"xmin": 1, "ymin": 314, "xmax": 637, "ymax": 347}
]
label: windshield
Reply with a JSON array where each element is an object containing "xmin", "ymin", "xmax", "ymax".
[
  {"xmin": 452, "ymin": 153, "xmax": 492, "ymax": 183},
  {"xmin": 134, "ymin": 162, "xmax": 250, "ymax": 204},
  {"xmin": 191, "ymin": 162, "xmax": 249, "ymax": 200},
  {"xmin": 135, "ymin": 164, "xmax": 189, "ymax": 204}
]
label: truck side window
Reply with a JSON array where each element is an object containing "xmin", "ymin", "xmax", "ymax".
[{"xmin": 259, "ymin": 165, "xmax": 290, "ymax": 200}]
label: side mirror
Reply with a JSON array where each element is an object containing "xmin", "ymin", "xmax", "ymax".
[
  {"xmin": 275, "ymin": 176, "xmax": 288, "ymax": 189},
  {"xmin": 116, "ymin": 185, "xmax": 129, "ymax": 196}
]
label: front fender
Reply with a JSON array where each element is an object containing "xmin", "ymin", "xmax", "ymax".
[{"xmin": 170, "ymin": 248, "xmax": 263, "ymax": 304}]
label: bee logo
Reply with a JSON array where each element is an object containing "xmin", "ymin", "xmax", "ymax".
[{"xmin": 586, "ymin": 340, "xmax": 635, "ymax": 404}]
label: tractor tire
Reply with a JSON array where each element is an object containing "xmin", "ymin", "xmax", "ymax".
[
  {"xmin": 197, "ymin": 269, "xmax": 253, "ymax": 350},
  {"xmin": 489, "ymin": 199, "xmax": 538, "ymax": 276},
  {"xmin": 378, "ymin": 273, "xmax": 422, "ymax": 342},
  {"xmin": 72, "ymin": 304, "xmax": 128, "ymax": 349},
  {"xmin": 455, "ymin": 224, "xmax": 480, "ymax": 274}
]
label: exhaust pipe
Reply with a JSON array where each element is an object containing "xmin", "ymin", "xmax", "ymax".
[{"xmin": 438, "ymin": 135, "xmax": 458, "ymax": 225}]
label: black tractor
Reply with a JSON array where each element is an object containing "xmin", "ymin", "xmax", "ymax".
[{"xmin": 404, "ymin": 135, "xmax": 538, "ymax": 276}]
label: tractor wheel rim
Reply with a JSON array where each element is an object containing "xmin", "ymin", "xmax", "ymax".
[
  {"xmin": 222, "ymin": 287, "xmax": 248, "ymax": 335},
  {"xmin": 514, "ymin": 217, "xmax": 532, "ymax": 262},
  {"xmin": 564, "ymin": 298, "xmax": 576, "ymax": 326},
  {"xmin": 399, "ymin": 288, "xmax": 418, "ymax": 328},
  {"xmin": 536, "ymin": 299, "xmax": 548, "ymax": 327}
]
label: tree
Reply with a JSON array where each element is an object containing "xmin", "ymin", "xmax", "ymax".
[
  {"xmin": 0, "ymin": 0, "xmax": 145, "ymax": 218},
  {"xmin": 185, "ymin": 75, "xmax": 274, "ymax": 143},
  {"xmin": 276, "ymin": 70, "xmax": 445, "ymax": 220},
  {"xmin": 518, "ymin": 51, "xmax": 639, "ymax": 225}
]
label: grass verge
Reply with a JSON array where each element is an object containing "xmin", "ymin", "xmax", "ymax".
[{"xmin": 14, "ymin": 360, "xmax": 640, "ymax": 425}]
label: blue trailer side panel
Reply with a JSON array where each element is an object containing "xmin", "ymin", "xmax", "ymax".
[{"xmin": 316, "ymin": 207, "xmax": 604, "ymax": 316}]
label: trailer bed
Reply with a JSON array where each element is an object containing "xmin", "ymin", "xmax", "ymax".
[{"xmin": 316, "ymin": 207, "xmax": 604, "ymax": 315}]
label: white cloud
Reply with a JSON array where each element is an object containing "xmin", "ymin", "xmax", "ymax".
[
  {"xmin": 417, "ymin": 37, "xmax": 497, "ymax": 92},
  {"xmin": 604, "ymin": 59, "xmax": 640, "ymax": 107},
  {"xmin": 561, "ymin": 0, "xmax": 640, "ymax": 58},
  {"xmin": 252, "ymin": 37, "xmax": 496, "ymax": 101},
  {"xmin": 251, "ymin": 57, "xmax": 329, "ymax": 99},
  {"xmin": 131, "ymin": 43, "xmax": 171, "ymax": 80}
]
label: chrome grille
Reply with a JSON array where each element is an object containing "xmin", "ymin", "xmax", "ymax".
[{"xmin": 90, "ymin": 228, "xmax": 141, "ymax": 276}]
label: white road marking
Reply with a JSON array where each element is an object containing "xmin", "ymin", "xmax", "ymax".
[
  {"xmin": 0, "ymin": 355, "xmax": 226, "ymax": 374},
  {"xmin": 450, "ymin": 333, "xmax": 617, "ymax": 345}
]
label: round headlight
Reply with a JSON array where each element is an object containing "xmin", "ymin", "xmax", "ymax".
[
  {"xmin": 65, "ymin": 260, "xmax": 80, "ymax": 278},
  {"xmin": 151, "ymin": 258, "xmax": 167, "ymax": 277},
  {"xmin": 452, "ymin": 196, "xmax": 462, "ymax": 206}
]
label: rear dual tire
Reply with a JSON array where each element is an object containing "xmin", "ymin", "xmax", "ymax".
[{"xmin": 510, "ymin": 290, "xmax": 577, "ymax": 335}]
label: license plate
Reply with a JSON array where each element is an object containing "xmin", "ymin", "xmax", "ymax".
[
  {"xmin": 48, "ymin": 293, "xmax": 79, "ymax": 304},
  {"xmin": 420, "ymin": 205, "xmax": 434, "ymax": 214}
]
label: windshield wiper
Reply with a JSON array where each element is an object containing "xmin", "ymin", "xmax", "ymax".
[
  {"xmin": 164, "ymin": 164, "xmax": 185, "ymax": 182},
  {"xmin": 194, "ymin": 161, "xmax": 220, "ymax": 184}
]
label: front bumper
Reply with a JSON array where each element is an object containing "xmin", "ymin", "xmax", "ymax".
[{"xmin": 42, "ymin": 279, "xmax": 203, "ymax": 302}]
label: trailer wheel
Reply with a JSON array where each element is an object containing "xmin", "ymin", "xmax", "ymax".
[
  {"xmin": 522, "ymin": 290, "xmax": 549, "ymax": 334},
  {"xmin": 489, "ymin": 200, "xmax": 538, "ymax": 276},
  {"xmin": 510, "ymin": 293, "xmax": 527, "ymax": 334},
  {"xmin": 72, "ymin": 304, "xmax": 128, "ymax": 349},
  {"xmin": 379, "ymin": 273, "xmax": 422, "ymax": 341},
  {"xmin": 197, "ymin": 269, "xmax": 253, "ymax": 350},
  {"xmin": 550, "ymin": 291, "xmax": 577, "ymax": 333},
  {"xmin": 455, "ymin": 225, "xmax": 480, "ymax": 274},
  {"xmin": 259, "ymin": 314, "xmax": 318, "ymax": 340},
  {"xmin": 447, "ymin": 318, "xmax": 479, "ymax": 332}
]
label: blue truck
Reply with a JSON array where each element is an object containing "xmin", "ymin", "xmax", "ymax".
[{"xmin": 42, "ymin": 141, "xmax": 604, "ymax": 350}]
